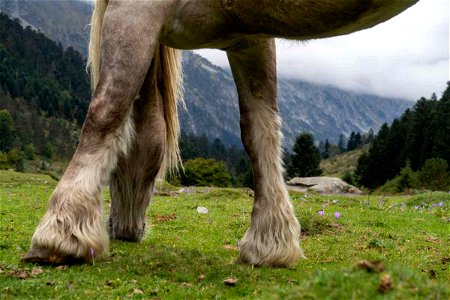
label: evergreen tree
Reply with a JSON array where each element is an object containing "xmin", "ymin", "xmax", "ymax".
[
  {"xmin": 396, "ymin": 161, "xmax": 416, "ymax": 192},
  {"xmin": 211, "ymin": 138, "xmax": 227, "ymax": 161},
  {"xmin": 180, "ymin": 132, "xmax": 200, "ymax": 160},
  {"xmin": 347, "ymin": 132, "xmax": 356, "ymax": 151},
  {"xmin": 365, "ymin": 128, "xmax": 375, "ymax": 144},
  {"xmin": 418, "ymin": 158, "xmax": 450, "ymax": 191},
  {"xmin": 43, "ymin": 142, "xmax": 55, "ymax": 160},
  {"xmin": 322, "ymin": 139, "xmax": 330, "ymax": 159},
  {"xmin": 354, "ymin": 132, "xmax": 362, "ymax": 149},
  {"xmin": 0, "ymin": 109, "xmax": 15, "ymax": 152},
  {"xmin": 286, "ymin": 132, "xmax": 322, "ymax": 178},
  {"xmin": 431, "ymin": 82, "xmax": 450, "ymax": 163},
  {"xmin": 15, "ymin": 158, "xmax": 24, "ymax": 172},
  {"xmin": 403, "ymin": 97, "xmax": 437, "ymax": 169},
  {"xmin": 24, "ymin": 143, "xmax": 36, "ymax": 160},
  {"xmin": 347, "ymin": 131, "xmax": 363, "ymax": 151},
  {"xmin": 355, "ymin": 123, "xmax": 391, "ymax": 188},
  {"xmin": 338, "ymin": 133, "xmax": 347, "ymax": 152}
]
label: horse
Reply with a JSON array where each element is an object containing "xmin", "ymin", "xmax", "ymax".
[{"xmin": 23, "ymin": 0, "xmax": 418, "ymax": 267}]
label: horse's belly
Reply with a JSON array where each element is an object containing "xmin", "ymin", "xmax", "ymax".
[{"xmin": 160, "ymin": 0, "xmax": 239, "ymax": 50}]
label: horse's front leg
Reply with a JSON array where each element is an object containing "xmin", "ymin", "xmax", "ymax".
[
  {"xmin": 23, "ymin": 2, "xmax": 164, "ymax": 264},
  {"xmin": 227, "ymin": 38, "xmax": 304, "ymax": 267}
]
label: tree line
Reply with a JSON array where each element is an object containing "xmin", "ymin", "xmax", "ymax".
[
  {"xmin": 0, "ymin": 98, "xmax": 79, "ymax": 170},
  {"xmin": 354, "ymin": 83, "xmax": 450, "ymax": 190},
  {"xmin": 0, "ymin": 13, "xmax": 87, "ymax": 170}
]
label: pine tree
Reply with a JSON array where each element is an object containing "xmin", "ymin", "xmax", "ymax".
[
  {"xmin": 355, "ymin": 123, "xmax": 391, "ymax": 188},
  {"xmin": 0, "ymin": 109, "xmax": 15, "ymax": 152},
  {"xmin": 396, "ymin": 161, "xmax": 416, "ymax": 192},
  {"xmin": 431, "ymin": 82, "xmax": 450, "ymax": 163},
  {"xmin": 366, "ymin": 128, "xmax": 375, "ymax": 144},
  {"xmin": 211, "ymin": 138, "xmax": 227, "ymax": 161},
  {"xmin": 338, "ymin": 134, "xmax": 347, "ymax": 152},
  {"xmin": 404, "ymin": 97, "xmax": 437, "ymax": 169},
  {"xmin": 347, "ymin": 131, "xmax": 356, "ymax": 151},
  {"xmin": 418, "ymin": 158, "xmax": 450, "ymax": 191},
  {"xmin": 286, "ymin": 132, "xmax": 322, "ymax": 178},
  {"xmin": 354, "ymin": 132, "xmax": 362, "ymax": 148},
  {"xmin": 322, "ymin": 139, "xmax": 330, "ymax": 159}
]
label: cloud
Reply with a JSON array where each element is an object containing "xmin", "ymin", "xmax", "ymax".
[{"xmin": 195, "ymin": 0, "xmax": 449, "ymax": 100}]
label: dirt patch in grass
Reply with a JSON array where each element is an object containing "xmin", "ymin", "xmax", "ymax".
[
  {"xmin": 153, "ymin": 213, "xmax": 177, "ymax": 223},
  {"xmin": 8, "ymin": 267, "xmax": 44, "ymax": 280},
  {"xmin": 358, "ymin": 260, "xmax": 385, "ymax": 273}
]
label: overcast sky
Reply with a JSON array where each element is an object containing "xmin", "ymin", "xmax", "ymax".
[{"xmin": 195, "ymin": 0, "xmax": 449, "ymax": 101}]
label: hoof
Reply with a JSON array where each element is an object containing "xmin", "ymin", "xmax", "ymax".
[
  {"xmin": 21, "ymin": 248, "xmax": 86, "ymax": 265},
  {"xmin": 237, "ymin": 246, "xmax": 302, "ymax": 268},
  {"xmin": 237, "ymin": 207, "xmax": 304, "ymax": 267},
  {"xmin": 108, "ymin": 218, "xmax": 146, "ymax": 242}
]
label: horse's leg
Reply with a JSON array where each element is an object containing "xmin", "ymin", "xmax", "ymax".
[
  {"xmin": 108, "ymin": 49, "xmax": 166, "ymax": 242},
  {"xmin": 23, "ymin": 2, "xmax": 165, "ymax": 264},
  {"xmin": 227, "ymin": 38, "xmax": 304, "ymax": 267}
]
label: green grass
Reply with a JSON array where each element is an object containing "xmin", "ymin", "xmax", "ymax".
[{"xmin": 0, "ymin": 170, "xmax": 449, "ymax": 299}]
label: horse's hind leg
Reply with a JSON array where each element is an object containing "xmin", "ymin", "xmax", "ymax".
[
  {"xmin": 227, "ymin": 38, "xmax": 304, "ymax": 267},
  {"xmin": 23, "ymin": 2, "xmax": 165, "ymax": 264},
  {"xmin": 108, "ymin": 50, "xmax": 166, "ymax": 242}
]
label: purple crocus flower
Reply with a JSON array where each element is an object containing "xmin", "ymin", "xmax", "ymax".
[
  {"xmin": 90, "ymin": 247, "xmax": 95, "ymax": 265},
  {"xmin": 334, "ymin": 212, "xmax": 341, "ymax": 220},
  {"xmin": 318, "ymin": 210, "xmax": 324, "ymax": 216},
  {"xmin": 439, "ymin": 201, "xmax": 444, "ymax": 207}
]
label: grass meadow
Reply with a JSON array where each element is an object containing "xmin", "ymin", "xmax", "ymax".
[{"xmin": 0, "ymin": 170, "xmax": 449, "ymax": 299}]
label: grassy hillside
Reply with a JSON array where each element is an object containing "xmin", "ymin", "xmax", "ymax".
[
  {"xmin": 0, "ymin": 171, "xmax": 449, "ymax": 299},
  {"xmin": 320, "ymin": 147, "xmax": 366, "ymax": 178}
]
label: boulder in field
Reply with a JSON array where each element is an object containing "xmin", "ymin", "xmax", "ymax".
[{"xmin": 286, "ymin": 176, "xmax": 362, "ymax": 195}]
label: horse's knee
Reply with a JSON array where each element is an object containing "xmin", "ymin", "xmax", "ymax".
[{"xmin": 85, "ymin": 95, "xmax": 131, "ymax": 132}]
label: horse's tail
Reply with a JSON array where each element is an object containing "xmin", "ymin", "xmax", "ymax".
[
  {"xmin": 87, "ymin": 0, "xmax": 107, "ymax": 90},
  {"xmin": 87, "ymin": 0, "xmax": 184, "ymax": 177},
  {"xmin": 158, "ymin": 44, "xmax": 184, "ymax": 177}
]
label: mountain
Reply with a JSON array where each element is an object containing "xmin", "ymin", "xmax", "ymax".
[
  {"xmin": 0, "ymin": 0, "xmax": 413, "ymax": 149},
  {"xmin": 0, "ymin": 13, "xmax": 89, "ymax": 161},
  {"xmin": 0, "ymin": 0, "xmax": 92, "ymax": 57},
  {"xmin": 181, "ymin": 52, "xmax": 412, "ymax": 148},
  {"xmin": 181, "ymin": 52, "xmax": 242, "ymax": 146},
  {"xmin": 278, "ymin": 79, "xmax": 411, "ymax": 147},
  {"xmin": 0, "ymin": 12, "xmax": 90, "ymax": 124}
]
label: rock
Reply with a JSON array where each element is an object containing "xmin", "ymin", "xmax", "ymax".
[
  {"xmin": 197, "ymin": 206, "xmax": 209, "ymax": 214},
  {"xmin": 223, "ymin": 277, "xmax": 238, "ymax": 286},
  {"xmin": 286, "ymin": 176, "xmax": 362, "ymax": 195}
]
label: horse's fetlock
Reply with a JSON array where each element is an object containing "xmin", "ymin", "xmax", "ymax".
[{"xmin": 24, "ymin": 189, "xmax": 109, "ymax": 264}]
